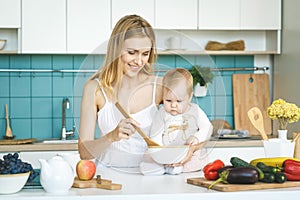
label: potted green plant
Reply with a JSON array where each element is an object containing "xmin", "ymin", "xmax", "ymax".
[{"xmin": 190, "ymin": 66, "xmax": 214, "ymax": 97}]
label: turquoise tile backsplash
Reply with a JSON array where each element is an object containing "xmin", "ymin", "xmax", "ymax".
[{"xmin": 0, "ymin": 54, "xmax": 254, "ymax": 139}]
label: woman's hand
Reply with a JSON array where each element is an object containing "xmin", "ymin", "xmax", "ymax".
[{"xmin": 106, "ymin": 118, "xmax": 140, "ymax": 142}]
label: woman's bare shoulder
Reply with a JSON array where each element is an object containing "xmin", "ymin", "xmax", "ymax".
[
  {"xmin": 83, "ymin": 79, "xmax": 98, "ymax": 92},
  {"xmin": 83, "ymin": 79, "xmax": 106, "ymax": 109}
]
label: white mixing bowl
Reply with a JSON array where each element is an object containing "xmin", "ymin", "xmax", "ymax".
[{"xmin": 148, "ymin": 145, "xmax": 189, "ymax": 164}]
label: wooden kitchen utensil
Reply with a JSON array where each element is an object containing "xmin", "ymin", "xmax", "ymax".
[
  {"xmin": 4, "ymin": 104, "xmax": 14, "ymax": 139},
  {"xmin": 233, "ymin": 74, "xmax": 271, "ymax": 136},
  {"xmin": 115, "ymin": 102, "xmax": 160, "ymax": 147},
  {"xmin": 247, "ymin": 107, "xmax": 269, "ymax": 140}
]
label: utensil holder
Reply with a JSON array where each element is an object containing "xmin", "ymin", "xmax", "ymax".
[{"xmin": 263, "ymin": 138, "xmax": 295, "ymax": 158}]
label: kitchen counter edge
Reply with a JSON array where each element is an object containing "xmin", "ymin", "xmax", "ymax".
[{"xmin": 0, "ymin": 140, "xmax": 263, "ymax": 152}]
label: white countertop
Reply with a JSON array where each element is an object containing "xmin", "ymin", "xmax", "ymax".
[
  {"xmin": 2, "ymin": 167, "xmax": 300, "ymax": 200},
  {"xmin": 0, "ymin": 139, "xmax": 264, "ymax": 152}
]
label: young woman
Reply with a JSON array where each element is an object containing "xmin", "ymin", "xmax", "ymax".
[{"xmin": 78, "ymin": 15, "xmax": 163, "ymax": 168}]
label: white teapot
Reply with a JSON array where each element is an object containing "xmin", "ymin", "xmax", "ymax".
[{"xmin": 39, "ymin": 155, "xmax": 74, "ymax": 193}]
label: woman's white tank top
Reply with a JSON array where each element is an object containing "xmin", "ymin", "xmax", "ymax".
[{"xmin": 95, "ymin": 78, "xmax": 158, "ymax": 167}]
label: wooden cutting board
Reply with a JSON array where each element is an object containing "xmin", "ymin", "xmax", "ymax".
[
  {"xmin": 232, "ymin": 74, "xmax": 271, "ymax": 136},
  {"xmin": 187, "ymin": 177, "xmax": 300, "ymax": 192},
  {"xmin": 72, "ymin": 177, "xmax": 122, "ymax": 190},
  {"xmin": 0, "ymin": 138, "xmax": 36, "ymax": 145}
]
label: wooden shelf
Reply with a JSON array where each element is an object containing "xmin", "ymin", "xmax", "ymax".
[
  {"xmin": 0, "ymin": 50, "xmax": 278, "ymax": 55},
  {"xmin": 158, "ymin": 50, "xmax": 279, "ymax": 55},
  {"xmin": 0, "ymin": 50, "xmax": 18, "ymax": 54}
]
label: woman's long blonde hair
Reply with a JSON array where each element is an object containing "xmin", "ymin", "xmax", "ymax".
[{"xmin": 91, "ymin": 15, "xmax": 157, "ymax": 99}]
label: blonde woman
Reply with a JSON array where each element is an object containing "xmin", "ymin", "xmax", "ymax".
[
  {"xmin": 79, "ymin": 15, "xmax": 163, "ymax": 168},
  {"xmin": 140, "ymin": 68, "xmax": 213, "ymax": 175}
]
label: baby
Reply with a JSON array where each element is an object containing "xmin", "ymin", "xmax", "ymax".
[{"xmin": 140, "ymin": 68, "xmax": 213, "ymax": 175}]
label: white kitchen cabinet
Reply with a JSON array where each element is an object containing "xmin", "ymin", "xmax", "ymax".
[
  {"xmin": 67, "ymin": 0, "xmax": 110, "ymax": 54},
  {"xmin": 240, "ymin": 0, "xmax": 281, "ymax": 29},
  {"xmin": 198, "ymin": 0, "xmax": 281, "ymax": 30},
  {"xmin": 155, "ymin": 0, "xmax": 198, "ymax": 29},
  {"xmin": 0, "ymin": 0, "xmax": 20, "ymax": 53},
  {"xmin": 111, "ymin": 0, "xmax": 155, "ymax": 29},
  {"xmin": 198, "ymin": 0, "xmax": 240, "ymax": 30},
  {"xmin": 0, "ymin": 0, "xmax": 20, "ymax": 28},
  {"xmin": 22, "ymin": 0, "xmax": 66, "ymax": 53}
]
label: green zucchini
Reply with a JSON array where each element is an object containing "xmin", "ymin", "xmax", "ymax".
[
  {"xmin": 260, "ymin": 172, "xmax": 275, "ymax": 183},
  {"xmin": 230, "ymin": 157, "xmax": 264, "ymax": 180},
  {"xmin": 256, "ymin": 162, "xmax": 281, "ymax": 174},
  {"xmin": 275, "ymin": 172, "xmax": 287, "ymax": 183}
]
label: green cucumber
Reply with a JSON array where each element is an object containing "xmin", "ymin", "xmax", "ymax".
[
  {"xmin": 230, "ymin": 157, "xmax": 264, "ymax": 180},
  {"xmin": 256, "ymin": 162, "xmax": 281, "ymax": 174},
  {"xmin": 260, "ymin": 172, "xmax": 275, "ymax": 183},
  {"xmin": 275, "ymin": 172, "xmax": 286, "ymax": 183}
]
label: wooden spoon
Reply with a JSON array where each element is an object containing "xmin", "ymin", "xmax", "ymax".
[
  {"xmin": 115, "ymin": 102, "xmax": 160, "ymax": 147},
  {"xmin": 247, "ymin": 107, "xmax": 268, "ymax": 140},
  {"xmin": 5, "ymin": 104, "xmax": 14, "ymax": 139}
]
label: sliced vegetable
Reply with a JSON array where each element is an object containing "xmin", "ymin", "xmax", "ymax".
[
  {"xmin": 203, "ymin": 159, "xmax": 225, "ymax": 180},
  {"xmin": 230, "ymin": 157, "xmax": 264, "ymax": 180},
  {"xmin": 208, "ymin": 166, "xmax": 258, "ymax": 189}
]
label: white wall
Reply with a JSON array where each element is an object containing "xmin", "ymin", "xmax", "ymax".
[{"xmin": 274, "ymin": 0, "xmax": 300, "ymax": 134}]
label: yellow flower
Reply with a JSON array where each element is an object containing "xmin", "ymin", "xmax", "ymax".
[{"xmin": 267, "ymin": 98, "xmax": 300, "ymax": 130}]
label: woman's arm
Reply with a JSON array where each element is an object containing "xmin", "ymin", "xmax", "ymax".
[
  {"xmin": 78, "ymin": 80, "xmax": 140, "ymax": 160},
  {"xmin": 78, "ymin": 80, "xmax": 111, "ymax": 160}
]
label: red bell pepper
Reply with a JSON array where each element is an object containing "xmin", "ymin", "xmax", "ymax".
[
  {"xmin": 283, "ymin": 172, "xmax": 300, "ymax": 181},
  {"xmin": 283, "ymin": 159, "xmax": 300, "ymax": 181},
  {"xmin": 203, "ymin": 159, "xmax": 225, "ymax": 180},
  {"xmin": 283, "ymin": 159, "xmax": 300, "ymax": 167}
]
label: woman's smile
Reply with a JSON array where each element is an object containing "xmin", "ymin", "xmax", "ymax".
[{"xmin": 121, "ymin": 37, "xmax": 152, "ymax": 75}]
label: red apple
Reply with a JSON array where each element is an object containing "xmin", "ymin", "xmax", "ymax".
[{"xmin": 76, "ymin": 160, "xmax": 96, "ymax": 181}]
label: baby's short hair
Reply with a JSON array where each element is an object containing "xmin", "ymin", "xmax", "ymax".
[{"xmin": 163, "ymin": 68, "xmax": 193, "ymax": 97}]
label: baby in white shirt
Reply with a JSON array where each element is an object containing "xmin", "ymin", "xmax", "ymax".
[{"xmin": 140, "ymin": 68, "xmax": 213, "ymax": 175}]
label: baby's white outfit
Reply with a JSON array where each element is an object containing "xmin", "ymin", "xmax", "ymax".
[
  {"xmin": 95, "ymin": 78, "xmax": 158, "ymax": 168},
  {"xmin": 140, "ymin": 103, "xmax": 213, "ymax": 175}
]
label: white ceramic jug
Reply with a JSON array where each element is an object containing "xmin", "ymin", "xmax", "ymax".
[
  {"xmin": 39, "ymin": 155, "xmax": 74, "ymax": 193},
  {"xmin": 58, "ymin": 152, "xmax": 80, "ymax": 177}
]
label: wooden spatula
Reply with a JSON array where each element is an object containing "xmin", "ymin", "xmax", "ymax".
[
  {"xmin": 4, "ymin": 104, "xmax": 14, "ymax": 139},
  {"xmin": 115, "ymin": 102, "xmax": 160, "ymax": 147},
  {"xmin": 247, "ymin": 107, "xmax": 268, "ymax": 140}
]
